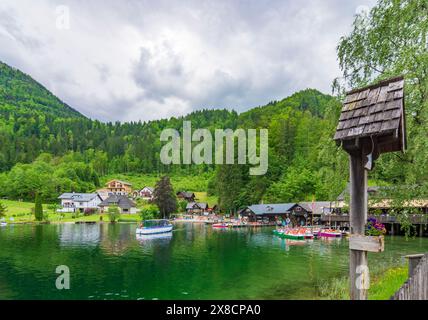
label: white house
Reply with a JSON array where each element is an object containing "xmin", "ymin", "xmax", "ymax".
[
  {"xmin": 134, "ymin": 186, "xmax": 154, "ymax": 200},
  {"xmin": 58, "ymin": 193, "xmax": 103, "ymax": 213}
]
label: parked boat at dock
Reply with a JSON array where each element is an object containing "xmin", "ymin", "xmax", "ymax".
[
  {"xmin": 273, "ymin": 227, "xmax": 313, "ymax": 240},
  {"xmin": 318, "ymin": 229, "xmax": 342, "ymax": 238},
  {"xmin": 212, "ymin": 223, "xmax": 228, "ymax": 229}
]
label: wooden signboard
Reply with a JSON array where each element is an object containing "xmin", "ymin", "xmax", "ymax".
[{"xmin": 349, "ymin": 235, "xmax": 384, "ymax": 253}]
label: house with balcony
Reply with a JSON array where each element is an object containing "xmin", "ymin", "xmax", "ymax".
[
  {"xmin": 105, "ymin": 180, "xmax": 132, "ymax": 195},
  {"xmin": 133, "ymin": 186, "xmax": 154, "ymax": 201},
  {"xmin": 58, "ymin": 193, "xmax": 103, "ymax": 213}
]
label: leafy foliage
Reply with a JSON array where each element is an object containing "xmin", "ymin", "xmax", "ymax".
[
  {"xmin": 139, "ymin": 204, "xmax": 159, "ymax": 220},
  {"xmin": 153, "ymin": 176, "xmax": 177, "ymax": 218},
  {"xmin": 0, "ymin": 201, "xmax": 7, "ymax": 218},
  {"xmin": 107, "ymin": 205, "xmax": 120, "ymax": 223},
  {"xmin": 1, "ymin": 0, "xmax": 427, "ymax": 215},
  {"xmin": 34, "ymin": 193, "xmax": 43, "ymax": 221}
]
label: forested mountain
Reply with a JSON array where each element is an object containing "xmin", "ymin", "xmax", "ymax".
[
  {"xmin": 0, "ymin": 62, "xmax": 83, "ymax": 119},
  {"xmin": 0, "ymin": 0, "xmax": 426, "ymax": 210},
  {"xmin": 0, "ymin": 59, "xmax": 341, "ymax": 204}
]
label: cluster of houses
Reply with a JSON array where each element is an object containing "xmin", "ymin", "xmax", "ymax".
[
  {"xmin": 58, "ymin": 180, "xmax": 150, "ymax": 214},
  {"xmin": 57, "ymin": 179, "xmax": 218, "ymax": 216}
]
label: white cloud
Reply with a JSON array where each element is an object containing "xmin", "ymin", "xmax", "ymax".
[{"xmin": 0, "ymin": 0, "xmax": 377, "ymax": 122}]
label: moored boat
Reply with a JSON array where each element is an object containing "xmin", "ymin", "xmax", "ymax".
[
  {"xmin": 0, "ymin": 222, "xmax": 7, "ymax": 227},
  {"xmin": 273, "ymin": 227, "xmax": 309, "ymax": 240},
  {"xmin": 136, "ymin": 219, "xmax": 173, "ymax": 235},
  {"xmin": 318, "ymin": 229, "xmax": 342, "ymax": 237},
  {"xmin": 212, "ymin": 223, "xmax": 228, "ymax": 229}
]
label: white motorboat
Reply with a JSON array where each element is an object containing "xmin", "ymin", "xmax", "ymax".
[
  {"xmin": 136, "ymin": 219, "xmax": 173, "ymax": 235},
  {"xmin": 0, "ymin": 222, "xmax": 7, "ymax": 227}
]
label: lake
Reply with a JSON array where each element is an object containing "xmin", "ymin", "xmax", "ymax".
[{"xmin": 0, "ymin": 222, "xmax": 427, "ymax": 300}]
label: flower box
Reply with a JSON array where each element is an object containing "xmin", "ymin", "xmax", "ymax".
[{"xmin": 349, "ymin": 235, "xmax": 384, "ymax": 253}]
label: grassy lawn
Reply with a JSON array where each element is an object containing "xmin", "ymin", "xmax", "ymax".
[
  {"xmin": 1, "ymin": 199, "xmax": 39, "ymax": 223},
  {"xmin": 319, "ymin": 266, "xmax": 408, "ymax": 300},
  {"xmin": 194, "ymin": 192, "xmax": 218, "ymax": 206},
  {"xmin": 0, "ymin": 199, "xmax": 142, "ymax": 224},
  {"xmin": 368, "ymin": 266, "xmax": 408, "ymax": 300}
]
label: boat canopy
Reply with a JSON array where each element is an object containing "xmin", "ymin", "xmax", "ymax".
[{"xmin": 142, "ymin": 219, "xmax": 170, "ymax": 228}]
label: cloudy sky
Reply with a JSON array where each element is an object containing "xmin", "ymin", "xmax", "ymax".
[{"xmin": 0, "ymin": 0, "xmax": 376, "ymax": 122}]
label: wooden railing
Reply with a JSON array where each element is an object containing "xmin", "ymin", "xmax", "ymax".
[{"xmin": 391, "ymin": 253, "xmax": 428, "ymax": 300}]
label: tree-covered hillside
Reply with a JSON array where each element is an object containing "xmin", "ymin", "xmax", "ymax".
[
  {"xmin": 0, "ymin": 60, "xmax": 340, "ymax": 204},
  {"xmin": 0, "ymin": 62, "xmax": 83, "ymax": 119},
  {"xmin": 0, "ymin": 0, "xmax": 426, "ymax": 210}
]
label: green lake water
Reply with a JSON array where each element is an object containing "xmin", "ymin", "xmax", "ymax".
[{"xmin": 0, "ymin": 222, "xmax": 427, "ymax": 300}]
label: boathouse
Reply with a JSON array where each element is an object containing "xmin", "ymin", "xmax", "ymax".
[{"xmin": 240, "ymin": 203, "xmax": 314, "ymax": 225}]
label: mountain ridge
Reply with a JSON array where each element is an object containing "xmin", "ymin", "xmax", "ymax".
[{"xmin": 0, "ymin": 61, "xmax": 83, "ymax": 119}]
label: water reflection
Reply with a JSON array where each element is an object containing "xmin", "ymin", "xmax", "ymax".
[
  {"xmin": 136, "ymin": 232, "xmax": 173, "ymax": 243},
  {"xmin": 59, "ymin": 223, "xmax": 101, "ymax": 247},
  {"xmin": 1, "ymin": 223, "xmax": 428, "ymax": 300}
]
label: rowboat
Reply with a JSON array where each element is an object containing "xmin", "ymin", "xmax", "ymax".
[
  {"xmin": 318, "ymin": 229, "xmax": 342, "ymax": 238},
  {"xmin": 136, "ymin": 219, "xmax": 173, "ymax": 235}
]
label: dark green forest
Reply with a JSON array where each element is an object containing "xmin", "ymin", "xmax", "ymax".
[{"xmin": 0, "ymin": 0, "xmax": 427, "ymax": 212}]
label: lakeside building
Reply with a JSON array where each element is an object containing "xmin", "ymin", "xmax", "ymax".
[
  {"xmin": 186, "ymin": 202, "xmax": 209, "ymax": 215},
  {"xmin": 176, "ymin": 191, "xmax": 196, "ymax": 202},
  {"xmin": 58, "ymin": 193, "xmax": 103, "ymax": 213},
  {"xmin": 239, "ymin": 202, "xmax": 332, "ymax": 225},
  {"xmin": 133, "ymin": 186, "xmax": 154, "ymax": 201},
  {"xmin": 105, "ymin": 180, "xmax": 133, "ymax": 195},
  {"xmin": 99, "ymin": 194, "xmax": 137, "ymax": 214},
  {"xmin": 96, "ymin": 188, "xmax": 113, "ymax": 201}
]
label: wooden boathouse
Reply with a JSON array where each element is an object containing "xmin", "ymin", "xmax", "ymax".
[{"xmin": 240, "ymin": 202, "xmax": 332, "ymax": 225}]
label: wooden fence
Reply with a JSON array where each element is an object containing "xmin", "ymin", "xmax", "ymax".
[{"xmin": 391, "ymin": 253, "xmax": 428, "ymax": 300}]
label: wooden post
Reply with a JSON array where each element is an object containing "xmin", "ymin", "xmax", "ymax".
[
  {"xmin": 349, "ymin": 150, "xmax": 368, "ymax": 300},
  {"xmin": 406, "ymin": 254, "xmax": 424, "ymax": 277}
]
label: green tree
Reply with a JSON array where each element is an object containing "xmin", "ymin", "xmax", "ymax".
[
  {"xmin": 178, "ymin": 200, "xmax": 187, "ymax": 213},
  {"xmin": 107, "ymin": 205, "xmax": 121, "ymax": 223},
  {"xmin": 153, "ymin": 176, "xmax": 177, "ymax": 218},
  {"xmin": 0, "ymin": 201, "xmax": 7, "ymax": 219},
  {"xmin": 337, "ymin": 0, "xmax": 428, "ymax": 235},
  {"xmin": 140, "ymin": 204, "xmax": 159, "ymax": 220},
  {"xmin": 337, "ymin": 0, "xmax": 428, "ymax": 194},
  {"xmin": 34, "ymin": 193, "xmax": 43, "ymax": 221}
]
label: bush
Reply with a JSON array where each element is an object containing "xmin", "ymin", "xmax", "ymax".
[
  {"xmin": 0, "ymin": 201, "xmax": 7, "ymax": 219},
  {"xmin": 108, "ymin": 205, "xmax": 121, "ymax": 223},
  {"xmin": 84, "ymin": 208, "xmax": 97, "ymax": 216},
  {"xmin": 140, "ymin": 204, "xmax": 159, "ymax": 221},
  {"xmin": 72, "ymin": 211, "xmax": 81, "ymax": 219}
]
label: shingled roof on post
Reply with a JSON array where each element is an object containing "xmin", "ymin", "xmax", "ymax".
[{"xmin": 334, "ymin": 76, "xmax": 406, "ymax": 156}]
